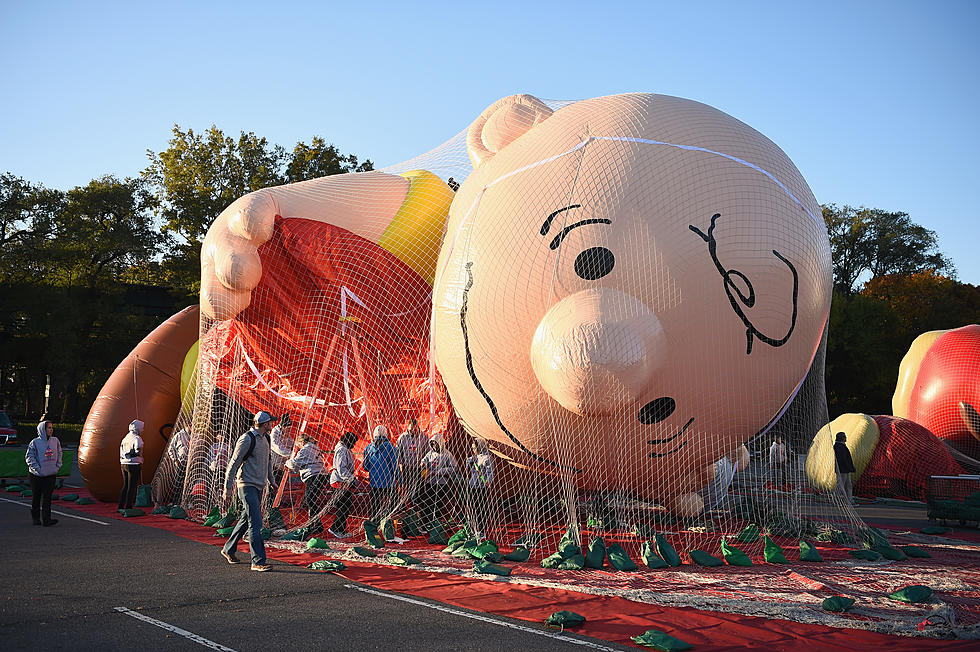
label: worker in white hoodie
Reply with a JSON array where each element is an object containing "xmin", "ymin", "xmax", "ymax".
[
  {"xmin": 118, "ymin": 420, "xmax": 144, "ymax": 510},
  {"xmin": 26, "ymin": 419, "xmax": 62, "ymax": 526}
]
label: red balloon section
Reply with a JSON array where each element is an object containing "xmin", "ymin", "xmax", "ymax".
[{"xmin": 907, "ymin": 324, "xmax": 980, "ymax": 458}]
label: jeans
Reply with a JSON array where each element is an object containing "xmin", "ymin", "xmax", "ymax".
[
  {"xmin": 29, "ymin": 473, "xmax": 56, "ymax": 524},
  {"xmin": 303, "ymin": 474, "xmax": 329, "ymax": 516},
  {"xmin": 119, "ymin": 463, "xmax": 142, "ymax": 509},
  {"xmin": 223, "ymin": 485, "xmax": 266, "ymax": 564},
  {"xmin": 837, "ymin": 472, "xmax": 853, "ymax": 504},
  {"xmin": 370, "ymin": 486, "xmax": 395, "ymax": 520}
]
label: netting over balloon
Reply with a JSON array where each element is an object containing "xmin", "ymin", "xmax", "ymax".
[{"xmin": 154, "ymin": 92, "xmax": 869, "ymax": 570}]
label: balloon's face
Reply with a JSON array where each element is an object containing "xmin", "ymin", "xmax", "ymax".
[{"xmin": 432, "ymin": 93, "xmax": 832, "ymax": 498}]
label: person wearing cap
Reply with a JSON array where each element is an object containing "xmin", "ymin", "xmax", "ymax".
[
  {"xmin": 26, "ymin": 419, "xmax": 62, "ymax": 526},
  {"xmin": 221, "ymin": 410, "xmax": 289, "ymax": 571},
  {"xmin": 118, "ymin": 420, "xmax": 144, "ymax": 510},
  {"xmin": 284, "ymin": 432, "xmax": 329, "ymax": 517},
  {"xmin": 834, "ymin": 431, "xmax": 856, "ymax": 505},
  {"xmin": 328, "ymin": 431, "xmax": 358, "ymax": 538},
  {"xmin": 362, "ymin": 425, "xmax": 399, "ymax": 519},
  {"xmin": 419, "ymin": 434, "xmax": 458, "ymax": 527}
]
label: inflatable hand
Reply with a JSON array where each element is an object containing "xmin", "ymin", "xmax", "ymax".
[{"xmin": 805, "ymin": 413, "xmax": 961, "ymax": 501}]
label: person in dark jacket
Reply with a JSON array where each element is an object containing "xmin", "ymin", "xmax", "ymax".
[
  {"xmin": 834, "ymin": 431, "xmax": 856, "ymax": 504},
  {"xmin": 26, "ymin": 420, "xmax": 61, "ymax": 526}
]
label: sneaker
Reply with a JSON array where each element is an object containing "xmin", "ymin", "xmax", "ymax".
[
  {"xmin": 42, "ymin": 519, "xmax": 58, "ymax": 527},
  {"xmin": 328, "ymin": 528, "xmax": 350, "ymax": 539},
  {"xmin": 221, "ymin": 550, "xmax": 240, "ymax": 564},
  {"xmin": 250, "ymin": 562, "xmax": 272, "ymax": 572}
]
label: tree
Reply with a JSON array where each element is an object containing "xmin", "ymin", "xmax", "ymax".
[
  {"xmin": 862, "ymin": 272, "xmax": 980, "ymax": 336},
  {"xmin": 285, "ymin": 136, "xmax": 372, "ymax": 182},
  {"xmin": 822, "ymin": 204, "xmax": 955, "ymax": 296}
]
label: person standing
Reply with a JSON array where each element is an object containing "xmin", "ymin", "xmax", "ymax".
[
  {"xmin": 166, "ymin": 427, "xmax": 191, "ymax": 504},
  {"xmin": 285, "ymin": 432, "xmax": 329, "ymax": 517},
  {"xmin": 118, "ymin": 420, "xmax": 144, "ymax": 510},
  {"xmin": 328, "ymin": 431, "xmax": 358, "ymax": 538},
  {"xmin": 465, "ymin": 438, "xmax": 494, "ymax": 539},
  {"xmin": 26, "ymin": 419, "xmax": 61, "ymax": 526},
  {"xmin": 769, "ymin": 435, "xmax": 788, "ymax": 487},
  {"xmin": 363, "ymin": 425, "xmax": 399, "ymax": 519},
  {"xmin": 396, "ymin": 417, "xmax": 427, "ymax": 508},
  {"xmin": 420, "ymin": 434, "xmax": 458, "ymax": 527},
  {"xmin": 834, "ymin": 431, "xmax": 856, "ymax": 504},
  {"xmin": 221, "ymin": 411, "xmax": 281, "ymax": 571}
]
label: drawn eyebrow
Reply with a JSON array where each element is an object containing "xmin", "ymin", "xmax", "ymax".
[
  {"xmin": 540, "ymin": 204, "xmax": 582, "ymax": 236},
  {"xmin": 549, "ymin": 219, "xmax": 613, "ymax": 250}
]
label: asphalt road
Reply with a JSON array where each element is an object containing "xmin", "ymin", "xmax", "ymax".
[{"xmin": 0, "ymin": 496, "xmax": 627, "ymax": 652}]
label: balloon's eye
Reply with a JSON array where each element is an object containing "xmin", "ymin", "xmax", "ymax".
[{"xmin": 574, "ymin": 247, "xmax": 615, "ymax": 280}]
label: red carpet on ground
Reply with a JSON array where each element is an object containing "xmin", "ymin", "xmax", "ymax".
[{"xmin": 53, "ymin": 490, "xmax": 976, "ymax": 650}]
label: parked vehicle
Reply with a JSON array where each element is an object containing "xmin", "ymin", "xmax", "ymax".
[{"xmin": 0, "ymin": 410, "xmax": 17, "ymax": 446}]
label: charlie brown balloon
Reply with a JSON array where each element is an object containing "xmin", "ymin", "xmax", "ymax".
[{"xmin": 432, "ymin": 93, "xmax": 832, "ymax": 515}]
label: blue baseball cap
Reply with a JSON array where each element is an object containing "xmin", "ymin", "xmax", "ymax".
[{"xmin": 253, "ymin": 411, "xmax": 277, "ymax": 425}]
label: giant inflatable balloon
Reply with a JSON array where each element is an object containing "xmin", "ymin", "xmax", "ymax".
[
  {"xmin": 431, "ymin": 94, "xmax": 832, "ymax": 515},
  {"xmin": 892, "ymin": 324, "xmax": 980, "ymax": 457}
]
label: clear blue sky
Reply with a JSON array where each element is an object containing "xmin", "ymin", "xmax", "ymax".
[{"xmin": 3, "ymin": 1, "xmax": 978, "ymax": 284}]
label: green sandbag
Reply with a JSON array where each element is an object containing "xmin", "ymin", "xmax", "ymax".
[
  {"xmin": 541, "ymin": 552, "xmax": 565, "ymax": 569},
  {"xmin": 900, "ymin": 545, "xmax": 931, "ymax": 558},
  {"xmin": 545, "ymin": 611, "xmax": 586, "ymax": 628},
  {"xmin": 51, "ymin": 494, "xmax": 60, "ymax": 500},
  {"xmin": 400, "ymin": 512, "xmax": 421, "ymax": 538},
  {"xmin": 62, "ymin": 493, "xmax": 79, "ymax": 502},
  {"xmin": 259, "ymin": 527, "xmax": 271, "ymax": 540},
  {"xmin": 447, "ymin": 525, "xmax": 472, "ymax": 546},
  {"xmin": 631, "ymin": 628, "xmax": 692, "ymax": 650},
  {"xmin": 213, "ymin": 512, "xmax": 236, "ymax": 528},
  {"xmin": 606, "ymin": 543, "xmax": 638, "ymax": 571},
  {"xmin": 483, "ymin": 551, "xmax": 504, "ymax": 563},
  {"xmin": 119, "ymin": 508, "xmax": 145, "ymax": 517},
  {"xmin": 799, "ymin": 540, "xmax": 824, "ymax": 562},
  {"xmin": 387, "ymin": 551, "xmax": 419, "ymax": 565},
  {"xmin": 720, "ymin": 538, "xmax": 753, "ymax": 566},
  {"xmin": 763, "ymin": 536, "xmax": 788, "ymax": 564},
  {"xmin": 168, "ymin": 505, "xmax": 187, "ymax": 519},
  {"xmin": 353, "ymin": 546, "xmax": 378, "ymax": 557},
  {"xmin": 557, "ymin": 529, "xmax": 580, "ymax": 558},
  {"xmin": 134, "ymin": 484, "xmax": 152, "ymax": 508},
  {"xmin": 428, "ymin": 522, "xmax": 448, "ymax": 546},
  {"xmin": 849, "ymin": 549, "xmax": 883, "ymax": 561},
  {"xmin": 585, "ymin": 537, "xmax": 606, "ymax": 569},
  {"xmin": 873, "ymin": 544, "xmax": 907, "ymax": 561},
  {"xmin": 381, "ymin": 518, "xmax": 396, "ymax": 541},
  {"xmin": 655, "ymin": 534, "xmax": 682, "ymax": 567},
  {"xmin": 821, "ymin": 596, "xmax": 856, "ymax": 612},
  {"xmin": 473, "ymin": 559, "xmax": 512, "ymax": 576},
  {"xmin": 735, "ymin": 523, "xmax": 760, "ymax": 543},
  {"xmin": 5, "ymin": 484, "xmax": 24, "ymax": 492},
  {"xmin": 20, "ymin": 490, "xmax": 33, "ymax": 497},
  {"xmin": 203, "ymin": 506, "xmax": 222, "ymax": 526},
  {"xmin": 76, "ymin": 497, "xmax": 95, "ymax": 505},
  {"xmin": 689, "ymin": 549, "xmax": 724, "ymax": 567},
  {"xmin": 920, "ymin": 526, "xmax": 949, "ymax": 535},
  {"xmin": 558, "ymin": 553, "xmax": 585, "ymax": 570},
  {"xmin": 307, "ymin": 538, "xmax": 331, "ymax": 549},
  {"xmin": 280, "ymin": 530, "xmax": 303, "ymax": 541},
  {"xmin": 443, "ymin": 540, "xmax": 464, "ymax": 555},
  {"xmin": 888, "ymin": 585, "xmax": 933, "ymax": 603},
  {"xmin": 151, "ymin": 504, "xmax": 171, "ymax": 515},
  {"xmin": 504, "ymin": 546, "xmax": 530, "ymax": 562},
  {"xmin": 308, "ymin": 559, "xmax": 346, "ymax": 572},
  {"xmin": 641, "ymin": 540, "xmax": 668, "ymax": 569},
  {"xmin": 364, "ymin": 520, "xmax": 386, "ymax": 548},
  {"xmin": 472, "ymin": 540, "xmax": 499, "ymax": 560},
  {"xmin": 216, "ymin": 526, "xmax": 235, "ymax": 536},
  {"xmin": 453, "ymin": 547, "xmax": 477, "ymax": 560},
  {"xmin": 266, "ymin": 507, "xmax": 286, "ymax": 530}
]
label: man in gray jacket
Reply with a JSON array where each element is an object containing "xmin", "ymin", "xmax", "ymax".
[{"xmin": 221, "ymin": 411, "xmax": 291, "ymax": 571}]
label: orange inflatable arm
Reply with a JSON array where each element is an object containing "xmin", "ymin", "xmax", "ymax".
[{"xmin": 79, "ymin": 305, "xmax": 199, "ymax": 501}]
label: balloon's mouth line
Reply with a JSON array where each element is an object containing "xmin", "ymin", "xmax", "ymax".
[
  {"xmin": 647, "ymin": 417, "xmax": 694, "ymax": 458},
  {"xmin": 460, "ymin": 262, "xmax": 581, "ymax": 474}
]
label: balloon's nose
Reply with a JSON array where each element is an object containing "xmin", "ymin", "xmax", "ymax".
[{"xmin": 530, "ymin": 288, "xmax": 667, "ymax": 415}]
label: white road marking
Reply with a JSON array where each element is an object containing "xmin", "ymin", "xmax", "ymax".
[
  {"xmin": 114, "ymin": 607, "xmax": 238, "ymax": 651},
  {"xmin": 0, "ymin": 496, "xmax": 110, "ymax": 525},
  {"xmin": 344, "ymin": 583, "xmax": 623, "ymax": 651}
]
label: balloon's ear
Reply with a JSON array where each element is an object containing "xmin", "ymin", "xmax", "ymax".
[{"xmin": 466, "ymin": 94, "xmax": 553, "ymax": 168}]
